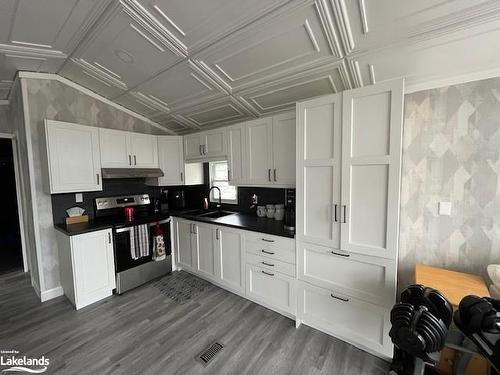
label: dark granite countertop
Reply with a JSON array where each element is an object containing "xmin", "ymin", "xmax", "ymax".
[
  {"xmin": 170, "ymin": 210, "xmax": 295, "ymax": 239},
  {"xmin": 54, "ymin": 210, "xmax": 294, "ymax": 239}
]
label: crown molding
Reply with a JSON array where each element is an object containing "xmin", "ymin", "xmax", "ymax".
[
  {"xmin": 405, "ymin": 65, "xmax": 500, "ymax": 94},
  {"xmin": 17, "ymin": 71, "xmax": 177, "ymax": 134}
]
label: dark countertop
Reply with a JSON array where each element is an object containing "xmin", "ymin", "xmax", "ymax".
[
  {"xmin": 170, "ymin": 210, "xmax": 295, "ymax": 239},
  {"xmin": 54, "ymin": 211, "xmax": 295, "ymax": 239}
]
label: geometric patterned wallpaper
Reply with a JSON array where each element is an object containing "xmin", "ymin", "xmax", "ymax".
[{"xmin": 399, "ymin": 77, "xmax": 500, "ymax": 288}]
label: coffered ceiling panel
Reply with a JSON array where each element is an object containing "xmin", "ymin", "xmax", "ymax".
[
  {"xmin": 176, "ymin": 96, "xmax": 253, "ymax": 133},
  {"xmin": 125, "ymin": 0, "xmax": 291, "ymax": 54},
  {"xmin": 194, "ymin": 0, "xmax": 343, "ymax": 92},
  {"xmin": 129, "ymin": 60, "xmax": 226, "ymax": 112},
  {"xmin": 71, "ymin": 1, "xmax": 184, "ymax": 92},
  {"xmin": 236, "ymin": 61, "xmax": 351, "ymax": 116},
  {"xmin": 113, "ymin": 90, "xmax": 169, "ymax": 119},
  {"xmin": 344, "ymin": 0, "xmax": 498, "ymax": 53},
  {"xmin": 350, "ymin": 24, "xmax": 500, "ymax": 88}
]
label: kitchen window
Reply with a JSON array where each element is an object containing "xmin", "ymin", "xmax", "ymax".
[{"xmin": 209, "ymin": 161, "xmax": 237, "ymax": 204}]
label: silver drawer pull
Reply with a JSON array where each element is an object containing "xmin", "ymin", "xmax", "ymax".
[
  {"xmin": 262, "ymin": 261, "xmax": 275, "ymax": 267},
  {"xmin": 330, "ymin": 251, "xmax": 350, "ymax": 257},
  {"xmin": 262, "ymin": 270, "xmax": 274, "ymax": 277},
  {"xmin": 261, "ymin": 249, "xmax": 275, "ymax": 255},
  {"xmin": 261, "ymin": 238, "xmax": 274, "ymax": 243},
  {"xmin": 331, "ymin": 294, "xmax": 349, "ymax": 302}
]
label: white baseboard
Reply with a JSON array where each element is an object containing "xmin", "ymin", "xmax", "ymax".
[
  {"xmin": 40, "ymin": 286, "xmax": 64, "ymax": 302},
  {"xmin": 32, "ymin": 279, "xmax": 41, "ymax": 299}
]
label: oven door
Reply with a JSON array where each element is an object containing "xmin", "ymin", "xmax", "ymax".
[{"xmin": 113, "ymin": 218, "xmax": 171, "ymax": 273}]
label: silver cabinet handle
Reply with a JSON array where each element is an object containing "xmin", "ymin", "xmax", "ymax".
[
  {"xmin": 180, "ymin": 172, "xmax": 183, "ymax": 182},
  {"xmin": 228, "ymin": 169, "xmax": 231, "ymax": 181},
  {"xmin": 333, "ymin": 204, "xmax": 338, "ymax": 222},
  {"xmin": 342, "ymin": 205, "xmax": 347, "ymax": 223},
  {"xmin": 203, "ymin": 145, "xmax": 207, "ymax": 155},
  {"xmin": 216, "ymin": 228, "xmax": 220, "ymax": 240},
  {"xmin": 134, "ymin": 155, "xmax": 137, "ymax": 165},
  {"xmin": 96, "ymin": 173, "xmax": 100, "ymax": 185},
  {"xmin": 330, "ymin": 251, "xmax": 350, "ymax": 257},
  {"xmin": 190, "ymin": 224, "xmax": 193, "ymax": 234},
  {"xmin": 262, "ymin": 270, "xmax": 274, "ymax": 277},
  {"xmin": 262, "ymin": 261, "xmax": 274, "ymax": 267},
  {"xmin": 108, "ymin": 232, "xmax": 112, "ymax": 244},
  {"xmin": 274, "ymin": 169, "xmax": 277, "ymax": 182},
  {"xmin": 268, "ymin": 169, "xmax": 271, "ymax": 182},
  {"xmin": 331, "ymin": 294, "xmax": 349, "ymax": 302},
  {"xmin": 261, "ymin": 249, "xmax": 275, "ymax": 255},
  {"xmin": 262, "ymin": 238, "xmax": 274, "ymax": 243},
  {"xmin": 193, "ymin": 224, "xmax": 197, "ymax": 234},
  {"xmin": 128, "ymin": 155, "xmax": 132, "ymax": 165}
]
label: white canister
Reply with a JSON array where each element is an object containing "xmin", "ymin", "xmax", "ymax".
[
  {"xmin": 256, "ymin": 206, "xmax": 267, "ymax": 217},
  {"xmin": 274, "ymin": 204, "xmax": 285, "ymax": 221},
  {"xmin": 266, "ymin": 204, "xmax": 275, "ymax": 218}
]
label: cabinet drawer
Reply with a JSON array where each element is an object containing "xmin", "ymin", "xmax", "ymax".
[
  {"xmin": 298, "ymin": 281, "xmax": 392, "ymax": 358},
  {"xmin": 246, "ymin": 264, "xmax": 296, "ymax": 315},
  {"xmin": 245, "ymin": 232, "xmax": 295, "ymax": 251},
  {"xmin": 246, "ymin": 240, "xmax": 295, "ymax": 264},
  {"xmin": 298, "ymin": 242, "xmax": 396, "ymax": 305},
  {"xmin": 246, "ymin": 252, "xmax": 295, "ymax": 277}
]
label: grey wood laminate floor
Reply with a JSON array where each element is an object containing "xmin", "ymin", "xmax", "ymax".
[{"xmin": 0, "ymin": 271, "xmax": 389, "ymax": 375}]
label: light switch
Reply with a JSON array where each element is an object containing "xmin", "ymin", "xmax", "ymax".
[
  {"xmin": 75, "ymin": 193, "xmax": 83, "ymax": 203},
  {"xmin": 439, "ymin": 201, "xmax": 452, "ymax": 216}
]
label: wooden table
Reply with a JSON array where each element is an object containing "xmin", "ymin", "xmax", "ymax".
[
  {"xmin": 415, "ymin": 264, "xmax": 490, "ymax": 309},
  {"xmin": 415, "ymin": 264, "xmax": 491, "ymax": 375}
]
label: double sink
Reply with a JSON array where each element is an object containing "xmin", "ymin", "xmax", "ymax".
[{"xmin": 181, "ymin": 209, "xmax": 237, "ymax": 219}]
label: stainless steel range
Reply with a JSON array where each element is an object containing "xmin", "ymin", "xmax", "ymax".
[{"xmin": 94, "ymin": 194, "xmax": 171, "ymax": 294}]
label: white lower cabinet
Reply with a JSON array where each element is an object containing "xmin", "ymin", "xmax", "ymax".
[
  {"xmin": 297, "ymin": 281, "xmax": 392, "ymax": 358},
  {"xmin": 216, "ymin": 227, "xmax": 245, "ymax": 293},
  {"xmin": 196, "ymin": 223, "xmax": 217, "ymax": 280},
  {"xmin": 176, "ymin": 219, "xmax": 197, "ymax": 271},
  {"xmin": 56, "ymin": 229, "xmax": 116, "ymax": 310},
  {"xmin": 246, "ymin": 264, "xmax": 296, "ymax": 316}
]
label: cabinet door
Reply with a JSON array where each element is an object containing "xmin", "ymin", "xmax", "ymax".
[
  {"xmin": 341, "ymin": 79, "xmax": 403, "ymax": 259},
  {"xmin": 227, "ymin": 124, "xmax": 245, "ymax": 184},
  {"xmin": 296, "ymin": 94, "xmax": 342, "ymax": 249},
  {"xmin": 157, "ymin": 136, "xmax": 184, "ymax": 185},
  {"xmin": 196, "ymin": 223, "xmax": 216, "ymax": 280},
  {"xmin": 99, "ymin": 128, "xmax": 131, "ymax": 168},
  {"xmin": 176, "ymin": 220, "xmax": 195, "ymax": 270},
  {"xmin": 216, "ymin": 227, "xmax": 244, "ymax": 293},
  {"xmin": 71, "ymin": 229, "xmax": 115, "ymax": 309},
  {"xmin": 245, "ymin": 117, "xmax": 273, "ymax": 184},
  {"xmin": 45, "ymin": 120, "xmax": 102, "ymax": 193},
  {"xmin": 184, "ymin": 134, "xmax": 203, "ymax": 160},
  {"xmin": 205, "ymin": 128, "xmax": 227, "ymax": 158},
  {"xmin": 246, "ymin": 264, "xmax": 296, "ymax": 315},
  {"xmin": 129, "ymin": 133, "xmax": 158, "ymax": 168},
  {"xmin": 272, "ymin": 112, "xmax": 295, "ymax": 185}
]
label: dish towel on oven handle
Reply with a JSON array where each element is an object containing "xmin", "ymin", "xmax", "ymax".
[
  {"xmin": 130, "ymin": 224, "xmax": 150, "ymax": 260},
  {"xmin": 152, "ymin": 222, "xmax": 166, "ymax": 261}
]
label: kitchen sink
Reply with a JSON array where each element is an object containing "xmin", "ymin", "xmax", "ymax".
[
  {"xmin": 181, "ymin": 209, "xmax": 206, "ymax": 216},
  {"xmin": 197, "ymin": 210, "xmax": 236, "ymax": 219}
]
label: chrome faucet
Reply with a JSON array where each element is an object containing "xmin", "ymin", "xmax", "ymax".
[{"xmin": 208, "ymin": 186, "xmax": 222, "ymax": 209}]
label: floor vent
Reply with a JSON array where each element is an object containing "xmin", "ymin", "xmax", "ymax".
[{"xmin": 198, "ymin": 342, "xmax": 224, "ymax": 366}]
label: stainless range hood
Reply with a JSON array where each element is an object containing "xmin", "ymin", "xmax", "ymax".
[{"xmin": 101, "ymin": 168, "xmax": 164, "ymax": 179}]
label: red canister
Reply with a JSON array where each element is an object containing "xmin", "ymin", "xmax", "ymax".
[{"xmin": 124, "ymin": 207, "xmax": 135, "ymax": 222}]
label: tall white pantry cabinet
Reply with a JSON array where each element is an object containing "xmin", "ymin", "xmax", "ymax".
[{"xmin": 295, "ymin": 79, "xmax": 404, "ymax": 358}]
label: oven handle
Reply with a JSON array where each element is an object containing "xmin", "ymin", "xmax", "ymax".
[{"xmin": 114, "ymin": 218, "xmax": 171, "ymax": 233}]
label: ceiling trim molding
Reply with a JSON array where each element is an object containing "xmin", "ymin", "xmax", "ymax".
[
  {"xmin": 358, "ymin": 0, "xmax": 369, "ymax": 34},
  {"xmin": 314, "ymin": 0, "xmax": 343, "ymax": 58},
  {"xmin": 172, "ymin": 114, "xmax": 200, "ymax": 129},
  {"xmin": 405, "ymin": 65, "xmax": 500, "ymax": 94},
  {"xmin": 0, "ymin": 43, "xmax": 66, "ymax": 59},
  {"xmin": 330, "ymin": 0, "xmax": 355, "ymax": 54},
  {"xmin": 191, "ymin": 60, "xmax": 233, "ymax": 94},
  {"xmin": 17, "ymin": 71, "xmax": 176, "ymax": 135}
]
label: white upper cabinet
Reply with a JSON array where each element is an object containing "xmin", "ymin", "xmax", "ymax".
[
  {"xmin": 154, "ymin": 136, "xmax": 184, "ymax": 186},
  {"xmin": 100, "ymin": 129, "xmax": 158, "ymax": 169},
  {"xmin": 340, "ymin": 79, "xmax": 404, "ymax": 260},
  {"xmin": 184, "ymin": 128, "xmax": 227, "ymax": 161},
  {"xmin": 99, "ymin": 128, "xmax": 131, "ymax": 168},
  {"xmin": 245, "ymin": 117, "xmax": 273, "ymax": 184},
  {"xmin": 44, "ymin": 120, "xmax": 102, "ymax": 194},
  {"xmin": 226, "ymin": 123, "xmax": 246, "ymax": 184},
  {"xmin": 129, "ymin": 133, "xmax": 158, "ymax": 168},
  {"xmin": 296, "ymin": 94, "xmax": 342, "ymax": 249},
  {"xmin": 271, "ymin": 112, "xmax": 296, "ymax": 185}
]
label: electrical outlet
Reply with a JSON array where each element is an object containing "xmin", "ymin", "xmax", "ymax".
[
  {"xmin": 438, "ymin": 202, "xmax": 451, "ymax": 216},
  {"xmin": 75, "ymin": 193, "xmax": 83, "ymax": 203}
]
